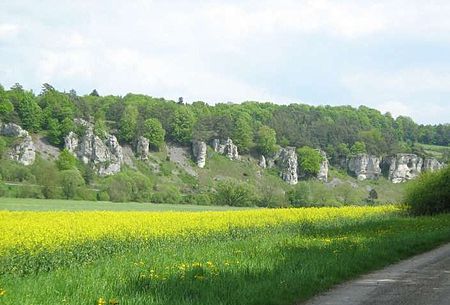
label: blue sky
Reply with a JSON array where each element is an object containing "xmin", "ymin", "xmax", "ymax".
[{"xmin": 1, "ymin": 0, "xmax": 449, "ymax": 124}]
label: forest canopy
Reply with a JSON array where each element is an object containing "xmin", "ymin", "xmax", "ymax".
[{"xmin": 0, "ymin": 83, "xmax": 448, "ymax": 164}]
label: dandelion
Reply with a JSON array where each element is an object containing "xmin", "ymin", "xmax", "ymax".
[
  {"xmin": 97, "ymin": 297, "xmax": 107, "ymax": 305},
  {"xmin": 0, "ymin": 288, "xmax": 6, "ymax": 296}
]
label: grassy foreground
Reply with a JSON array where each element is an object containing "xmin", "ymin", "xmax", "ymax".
[{"xmin": 1, "ymin": 206, "xmax": 450, "ymax": 305}]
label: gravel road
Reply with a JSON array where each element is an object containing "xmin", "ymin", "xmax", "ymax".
[{"xmin": 301, "ymin": 243, "xmax": 450, "ymax": 305}]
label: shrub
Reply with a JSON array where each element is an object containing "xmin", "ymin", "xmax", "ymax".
[
  {"xmin": 151, "ymin": 185, "xmax": 182, "ymax": 204},
  {"xmin": 214, "ymin": 180, "xmax": 256, "ymax": 207},
  {"xmin": 97, "ymin": 191, "xmax": 110, "ymax": 202},
  {"xmin": 404, "ymin": 166, "xmax": 450, "ymax": 215},
  {"xmin": 56, "ymin": 149, "xmax": 77, "ymax": 170},
  {"xmin": 286, "ymin": 182, "xmax": 311, "ymax": 207},
  {"xmin": 60, "ymin": 170, "xmax": 85, "ymax": 199}
]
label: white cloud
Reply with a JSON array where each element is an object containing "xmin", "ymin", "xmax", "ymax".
[{"xmin": 0, "ymin": 24, "xmax": 19, "ymax": 40}]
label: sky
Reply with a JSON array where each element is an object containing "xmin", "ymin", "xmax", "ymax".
[{"xmin": 0, "ymin": 0, "xmax": 449, "ymax": 124}]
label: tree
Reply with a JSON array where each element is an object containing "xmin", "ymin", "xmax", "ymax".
[
  {"xmin": 170, "ymin": 107, "xmax": 195, "ymax": 144},
  {"xmin": 143, "ymin": 118, "xmax": 165, "ymax": 150},
  {"xmin": 297, "ymin": 146, "xmax": 324, "ymax": 177},
  {"xmin": 90, "ymin": 89, "xmax": 100, "ymax": 97},
  {"xmin": 350, "ymin": 141, "xmax": 366, "ymax": 155},
  {"xmin": 11, "ymin": 89, "xmax": 42, "ymax": 132},
  {"xmin": 56, "ymin": 149, "xmax": 78, "ymax": 170},
  {"xmin": 215, "ymin": 180, "xmax": 256, "ymax": 207},
  {"xmin": 119, "ymin": 105, "xmax": 138, "ymax": 142},
  {"xmin": 60, "ymin": 170, "xmax": 84, "ymax": 199},
  {"xmin": 231, "ymin": 112, "xmax": 253, "ymax": 153},
  {"xmin": 256, "ymin": 125, "xmax": 278, "ymax": 156}
]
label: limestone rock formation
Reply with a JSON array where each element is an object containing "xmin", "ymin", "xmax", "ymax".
[
  {"xmin": 0, "ymin": 123, "xmax": 36, "ymax": 165},
  {"xmin": 136, "ymin": 136, "xmax": 150, "ymax": 160},
  {"xmin": 211, "ymin": 138, "xmax": 239, "ymax": 160},
  {"xmin": 422, "ymin": 158, "xmax": 443, "ymax": 172},
  {"xmin": 192, "ymin": 140, "xmax": 207, "ymax": 168},
  {"xmin": 317, "ymin": 150, "xmax": 329, "ymax": 182},
  {"xmin": 278, "ymin": 147, "xmax": 298, "ymax": 185},
  {"xmin": 347, "ymin": 154, "xmax": 381, "ymax": 181},
  {"xmin": 258, "ymin": 155, "xmax": 267, "ymax": 169},
  {"xmin": 385, "ymin": 153, "xmax": 423, "ymax": 183},
  {"xmin": 64, "ymin": 119, "xmax": 123, "ymax": 176}
]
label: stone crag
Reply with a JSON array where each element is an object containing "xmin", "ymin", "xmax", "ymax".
[
  {"xmin": 64, "ymin": 119, "xmax": 123, "ymax": 176},
  {"xmin": 0, "ymin": 123, "xmax": 36, "ymax": 166},
  {"xmin": 347, "ymin": 154, "xmax": 382, "ymax": 181}
]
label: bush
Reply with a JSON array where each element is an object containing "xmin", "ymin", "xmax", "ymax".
[
  {"xmin": 105, "ymin": 171, "xmax": 153, "ymax": 202},
  {"xmin": 404, "ymin": 166, "xmax": 450, "ymax": 215},
  {"xmin": 286, "ymin": 182, "xmax": 311, "ymax": 207},
  {"xmin": 97, "ymin": 191, "xmax": 110, "ymax": 202},
  {"xmin": 182, "ymin": 193, "xmax": 212, "ymax": 206},
  {"xmin": 151, "ymin": 184, "xmax": 182, "ymax": 204},
  {"xmin": 214, "ymin": 180, "xmax": 256, "ymax": 207},
  {"xmin": 60, "ymin": 170, "xmax": 85, "ymax": 199}
]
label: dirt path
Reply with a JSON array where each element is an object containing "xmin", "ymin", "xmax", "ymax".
[{"xmin": 300, "ymin": 243, "xmax": 450, "ymax": 305}]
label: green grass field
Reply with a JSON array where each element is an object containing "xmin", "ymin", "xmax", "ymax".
[
  {"xmin": 1, "ymin": 203, "xmax": 450, "ymax": 305},
  {"xmin": 0, "ymin": 197, "xmax": 252, "ymax": 211}
]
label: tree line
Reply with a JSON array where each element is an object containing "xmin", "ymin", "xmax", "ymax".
[{"xmin": 0, "ymin": 83, "xmax": 448, "ymax": 164}]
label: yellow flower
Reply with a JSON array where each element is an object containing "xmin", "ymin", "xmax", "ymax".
[
  {"xmin": 0, "ymin": 288, "xmax": 6, "ymax": 296},
  {"xmin": 97, "ymin": 297, "xmax": 107, "ymax": 305}
]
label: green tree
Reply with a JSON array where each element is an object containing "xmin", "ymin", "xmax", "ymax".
[
  {"xmin": 256, "ymin": 125, "xmax": 278, "ymax": 156},
  {"xmin": 350, "ymin": 141, "xmax": 366, "ymax": 155},
  {"xmin": 215, "ymin": 180, "xmax": 256, "ymax": 207},
  {"xmin": 56, "ymin": 149, "xmax": 78, "ymax": 170},
  {"xmin": 231, "ymin": 112, "xmax": 253, "ymax": 153},
  {"xmin": 296, "ymin": 146, "xmax": 324, "ymax": 177},
  {"xmin": 405, "ymin": 167, "xmax": 450, "ymax": 215},
  {"xmin": 60, "ymin": 170, "xmax": 84, "ymax": 199},
  {"xmin": 119, "ymin": 105, "xmax": 139, "ymax": 142},
  {"xmin": 9, "ymin": 87, "xmax": 42, "ymax": 132},
  {"xmin": 170, "ymin": 107, "xmax": 195, "ymax": 144},
  {"xmin": 143, "ymin": 118, "xmax": 165, "ymax": 150}
]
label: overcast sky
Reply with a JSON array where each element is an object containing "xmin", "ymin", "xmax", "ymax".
[{"xmin": 1, "ymin": 0, "xmax": 449, "ymax": 124}]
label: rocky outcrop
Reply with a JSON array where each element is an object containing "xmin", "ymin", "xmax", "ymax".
[
  {"xmin": 278, "ymin": 147, "xmax": 298, "ymax": 185},
  {"xmin": 192, "ymin": 140, "xmax": 207, "ymax": 168},
  {"xmin": 212, "ymin": 138, "xmax": 239, "ymax": 160},
  {"xmin": 64, "ymin": 120, "xmax": 123, "ymax": 176},
  {"xmin": 136, "ymin": 136, "xmax": 150, "ymax": 160},
  {"xmin": 347, "ymin": 154, "xmax": 381, "ymax": 181},
  {"xmin": 422, "ymin": 158, "xmax": 443, "ymax": 172},
  {"xmin": 0, "ymin": 123, "xmax": 36, "ymax": 165},
  {"xmin": 258, "ymin": 155, "xmax": 267, "ymax": 169},
  {"xmin": 317, "ymin": 150, "xmax": 329, "ymax": 182},
  {"xmin": 385, "ymin": 153, "xmax": 422, "ymax": 183}
]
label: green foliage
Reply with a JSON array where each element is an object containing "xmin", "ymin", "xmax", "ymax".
[
  {"xmin": 60, "ymin": 170, "xmax": 85, "ymax": 199},
  {"xmin": 214, "ymin": 179, "xmax": 256, "ymax": 207},
  {"xmin": 286, "ymin": 181, "xmax": 311, "ymax": 206},
  {"xmin": 296, "ymin": 146, "xmax": 323, "ymax": 177},
  {"xmin": 256, "ymin": 125, "xmax": 278, "ymax": 156},
  {"xmin": 151, "ymin": 184, "xmax": 182, "ymax": 204},
  {"xmin": 231, "ymin": 112, "xmax": 253, "ymax": 153},
  {"xmin": 350, "ymin": 141, "xmax": 366, "ymax": 155},
  {"xmin": 119, "ymin": 105, "xmax": 139, "ymax": 142},
  {"xmin": 56, "ymin": 149, "xmax": 77, "ymax": 170},
  {"xmin": 404, "ymin": 166, "xmax": 450, "ymax": 215},
  {"xmin": 170, "ymin": 107, "xmax": 195, "ymax": 144},
  {"xmin": 143, "ymin": 118, "xmax": 165, "ymax": 150},
  {"xmin": 106, "ymin": 171, "xmax": 153, "ymax": 202},
  {"xmin": 31, "ymin": 158, "xmax": 61, "ymax": 199}
]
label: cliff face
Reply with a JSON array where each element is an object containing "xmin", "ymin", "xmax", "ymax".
[
  {"xmin": 192, "ymin": 140, "xmax": 207, "ymax": 168},
  {"xmin": 64, "ymin": 119, "xmax": 123, "ymax": 176},
  {"xmin": 212, "ymin": 138, "xmax": 239, "ymax": 160},
  {"xmin": 317, "ymin": 150, "xmax": 329, "ymax": 182},
  {"xmin": 347, "ymin": 154, "xmax": 382, "ymax": 181},
  {"xmin": 0, "ymin": 123, "xmax": 35, "ymax": 166},
  {"xmin": 385, "ymin": 153, "xmax": 423, "ymax": 183},
  {"xmin": 277, "ymin": 147, "xmax": 298, "ymax": 185},
  {"xmin": 136, "ymin": 136, "xmax": 150, "ymax": 160}
]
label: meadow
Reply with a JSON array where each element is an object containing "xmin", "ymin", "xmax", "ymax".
[{"xmin": 1, "ymin": 205, "xmax": 450, "ymax": 305}]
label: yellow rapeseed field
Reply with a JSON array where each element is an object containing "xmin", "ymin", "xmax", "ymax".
[{"xmin": 0, "ymin": 206, "xmax": 398, "ymax": 256}]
